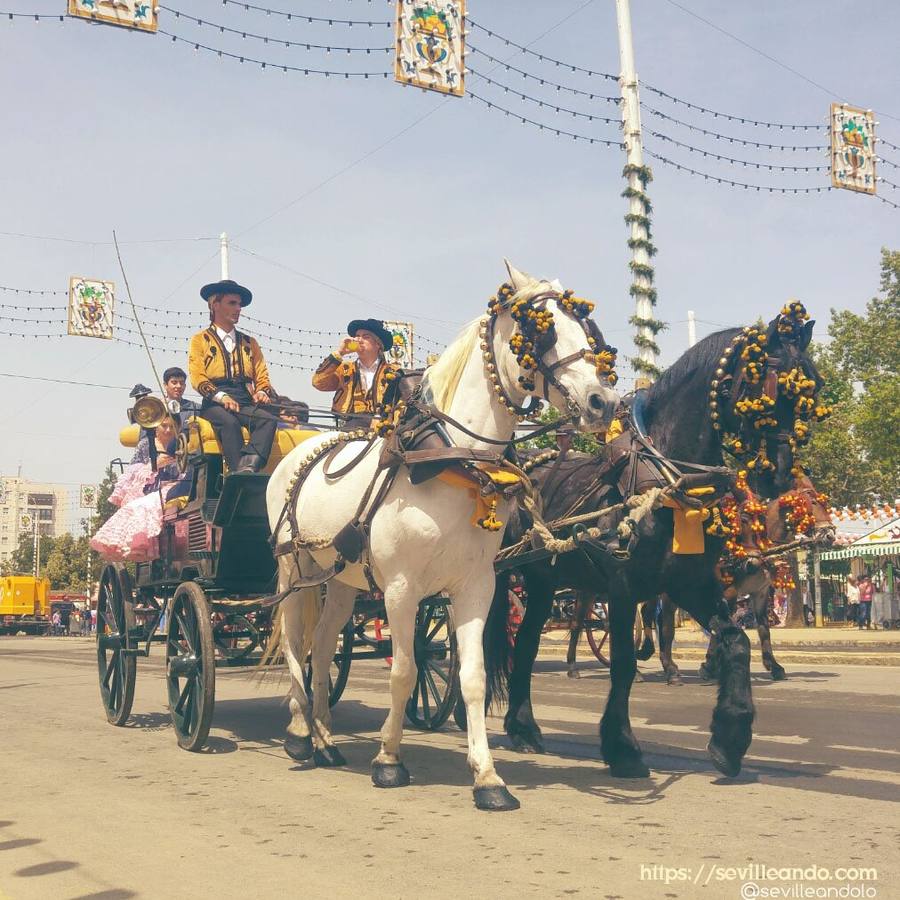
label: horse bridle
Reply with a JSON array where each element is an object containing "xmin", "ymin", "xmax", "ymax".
[{"xmin": 484, "ymin": 289, "xmax": 617, "ymax": 421}]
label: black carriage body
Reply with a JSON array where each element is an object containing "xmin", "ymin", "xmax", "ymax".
[{"xmin": 134, "ymin": 459, "xmax": 276, "ymax": 598}]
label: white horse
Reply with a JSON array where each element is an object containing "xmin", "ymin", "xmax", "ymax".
[{"xmin": 265, "ymin": 262, "xmax": 619, "ymax": 811}]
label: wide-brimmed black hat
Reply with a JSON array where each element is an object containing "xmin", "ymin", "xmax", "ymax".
[
  {"xmin": 348, "ymin": 318, "xmax": 393, "ymax": 351},
  {"xmin": 200, "ymin": 279, "xmax": 253, "ymax": 307}
]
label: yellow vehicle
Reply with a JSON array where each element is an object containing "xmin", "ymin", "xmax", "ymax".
[{"xmin": 0, "ymin": 575, "xmax": 51, "ymax": 635}]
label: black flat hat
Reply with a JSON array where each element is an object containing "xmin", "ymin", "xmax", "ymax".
[
  {"xmin": 347, "ymin": 318, "xmax": 393, "ymax": 351},
  {"xmin": 200, "ymin": 279, "xmax": 252, "ymax": 307}
]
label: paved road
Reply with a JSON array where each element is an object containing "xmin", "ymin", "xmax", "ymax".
[{"xmin": 1, "ymin": 637, "xmax": 897, "ymax": 900}]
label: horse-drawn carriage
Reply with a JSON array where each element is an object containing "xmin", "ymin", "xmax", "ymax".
[{"xmin": 95, "ymin": 396, "xmax": 460, "ymax": 751}]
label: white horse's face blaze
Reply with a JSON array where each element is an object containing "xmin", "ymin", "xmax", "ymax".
[{"xmin": 530, "ymin": 297, "xmax": 619, "ymax": 431}]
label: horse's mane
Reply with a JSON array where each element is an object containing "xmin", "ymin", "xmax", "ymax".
[
  {"xmin": 648, "ymin": 327, "xmax": 742, "ymax": 400},
  {"xmin": 424, "ymin": 276, "xmax": 555, "ymax": 411}
]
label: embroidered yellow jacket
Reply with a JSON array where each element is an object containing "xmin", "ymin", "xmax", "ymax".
[
  {"xmin": 312, "ymin": 354, "xmax": 400, "ymax": 416},
  {"xmin": 188, "ymin": 327, "xmax": 272, "ymax": 400}
]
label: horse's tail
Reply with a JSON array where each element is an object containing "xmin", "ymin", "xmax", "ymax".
[
  {"xmin": 260, "ymin": 586, "xmax": 322, "ymax": 671},
  {"xmin": 483, "ymin": 570, "xmax": 512, "ymax": 707}
]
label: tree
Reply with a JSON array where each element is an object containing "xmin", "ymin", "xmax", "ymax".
[
  {"xmin": 92, "ymin": 464, "xmax": 119, "ymax": 532},
  {"xmin": 525, "ymin": 405, "xmax": 602, "ymax": 454},
  {"xmin": 804, "ymin": 248, "xmax": 900, "ymax": 504}
]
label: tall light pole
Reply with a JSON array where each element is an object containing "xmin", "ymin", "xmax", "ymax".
[
  {"xmin": 615, "ymin": 0, "xmax": 663, "ymax": 387},
  {"xmin": 220, "ymin": 232, "xmax": 230, "ymax": 279}
]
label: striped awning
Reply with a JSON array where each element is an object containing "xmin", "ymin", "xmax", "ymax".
[{"xmin": 820, "ymin": 541, "xmax": 900, "ymax": 560}]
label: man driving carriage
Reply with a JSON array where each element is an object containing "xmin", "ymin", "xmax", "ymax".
[
  {"xmin": 312, "ymin": 318, "xmax": 402, "ymax": 429},
  {"xmin": 188, "ymin": 279, "xmax": 279, "ymax": 474}
]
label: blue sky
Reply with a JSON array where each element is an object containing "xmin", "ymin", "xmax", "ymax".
[{"xmin": 1, "ymin": 0, "xmax": 897, "ymax": 528}]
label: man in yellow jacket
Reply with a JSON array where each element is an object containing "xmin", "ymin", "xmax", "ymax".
[
  {"xmin": 188, "ymin": 279, "xmax": 278, "ymax": 474},
  {"xmin": 312, "ymin": 318, "xmax": 402, "ymax": 427}
]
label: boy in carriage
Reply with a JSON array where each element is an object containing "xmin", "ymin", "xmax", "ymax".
[{"xmin": 188, "ymin": 279, "xmax": 279, "ymax": 474}]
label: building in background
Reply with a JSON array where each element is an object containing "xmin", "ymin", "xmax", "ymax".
[{"xmin": 0, "ymin": 475, "xmax": 73, "ymax": 564}]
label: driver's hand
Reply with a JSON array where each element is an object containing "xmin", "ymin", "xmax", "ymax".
[
  {"xmin": 221, "ymin": 395, "xmax": 240, "ymax": 412},
  {"xmin": 252, "ymin": 390, "xmax": 269, "ymax": 404}
]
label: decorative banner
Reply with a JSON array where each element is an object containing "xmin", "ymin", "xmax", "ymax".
[
  {"xmin": 19, "ymin": 514, "xmax": 32, "ymax": 532},
  {"xmin": 382, "ymin": 320, "xmax": 415, "ymax": 368},
  {"xmin": 79, "ymin": 485, "xmax": 98, "ymax": 508},
  {"xmin": 394, "ymin": 1, "xmax": 466, "ymax": 97},
  {"xmin": 68, "ymin": 0, "xmax": 158, "ymax": 32},
  {"xmin": 830, "ymin": 103, "xmax": 877, "ymax": 195},
  {"xmin": 68, "ymin": 277, "xmax": 115, "ymax": 339}
]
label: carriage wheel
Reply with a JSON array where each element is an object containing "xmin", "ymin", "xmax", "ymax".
[
  {"xmin": 304, "ymin": 618, "xmax": 353, "ymax": 708},
  {"xmin": 165, "ymin": 582, "xmax": 216, "ymax": 751},
  {"xmin": 212, "ymin": 612, "xmax": 261, "ymax": 662},
  {"xmin": 585, "ymin": 601, "xmax": 611, "ymax": 668},
  {"xmin": 405, "ymin": 598, "xmax": 461, "ymax": 731},
  {"xmin": 96, "ymin": 564, "xmax": 137, "ymax": 726}
]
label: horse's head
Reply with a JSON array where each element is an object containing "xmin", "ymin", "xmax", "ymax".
[
  {"xmin": 765, "ymin": 473, "xmax": 835, "ymax": 547},
  {"xmin": 485, "ymin": 260, "xmax": 620, "ymax": 432},
  {"xmin": 761, "ymin": 302, "xmax": 826, "ymax": 494},
  {"xmin": 714, "ymin": 302, "xmax": 831, "ymax": 498}
]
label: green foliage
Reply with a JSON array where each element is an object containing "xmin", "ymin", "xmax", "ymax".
[
  {"xmin": 803, "ymin": 248, "xmax": 900, "ymax": 504},
  {"xmin": 629, "ymin": 315, "xmax": 667, "ymax": 334},
  {"xmin": 0, "ymin": 528, "xmax": 96, "ymax": 592},
  {"xmin": 92, "ymin": 465, "xmax": 119, "ymax": 532},
  {"xmin": 523, "ymin": 406, "xmax": 601, "ymax": 454}
]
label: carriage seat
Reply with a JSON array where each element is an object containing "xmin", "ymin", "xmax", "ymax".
[
  {"xmin": 118, "ymin": 419, "xmax": 319, "ymax": 475},
  {"xmin": 182, "ymin": 416, "xmax": 319, "ymax": 474}
]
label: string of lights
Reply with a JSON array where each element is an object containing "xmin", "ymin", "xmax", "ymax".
[
  {"xmin": 159, "ymin": 6, "xmax": 393, "ymax": 53},
  {"xmin": 219, "ymin": 0, "xmax": 391, "ymax": 28},
  {"xmin": 159, "ymin": 29, "xmax": 392, "ymax": 77},
  {"xmin": 0, "ymin": 326, "xmax": 322, "ymax": 372},
  {"xmin": 640, "ymin": 84, "xmax": 827, "ymax": 130},
  {"xmin": 643, "ymin": 147, "xmax": 833, "ymax": 194},
  {"xmin": 466, "ymin": 20, "xmax": 618, "ymax": 82},
  {"xmin": 647, "ymin": 130, "xmax": 828, "ymax": 172},
  {"xmin": 2, "ymin": 12, "xmax": 64, "ymax": 20},
  {"xmin": 469, "ymin": 21, "xmax": 830, "ymax": 130},
  {"xmin": 879, "ymin": 177, "xmax": 899, "ymax": 191},
  {"xmin": 879, "ymin": 157, "xmax": 899, "ymax": 170},
  {"xmin": 468, "ymin": 90, "xmax": 624, "ymax": 148},
  {"xmin": 640, "ymin": 104, "xmax": 827, "ymax": 151},
  {"xmin": 467, "ymin": 46, "xmax": 621, "ymax": 102},
  {"xmin": 874, "ymin": 194, "xmax": 900, "ymax": 209},
  {"xmin": 468, "ymin": 68, "xmax": 623, "ymax": 126},
  {"xmin": 879, "ymin": 138, "xmax": 900, "ymax": 151},
  {"xmin": 0, "ymin": 285, "xmax": 66, "ymax": 296}
]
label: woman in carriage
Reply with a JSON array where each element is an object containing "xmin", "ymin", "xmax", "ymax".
[{"xmin": 91, "ymin": 416, "xmax": 190, "ymax": 561}]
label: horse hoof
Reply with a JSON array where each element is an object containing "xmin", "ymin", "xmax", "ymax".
[
  {"xmin": 473, "ymin": 785, "xmax": 520, "ymax": 812},
  {"xmin": 567, "ymin": 667, "xmax": 580, "ymax": 679},
  {"xmin": 509, "ymin": 733, "xmax": 544, "ymax": 754},
  {"xmin": 608, "ymin": 757, "xmax": 651, "ymax": 779},
  {"xmin": 667, "ymin": 673, "xmax": 684, "ymax": 686},
  {"xmin": 707, "ymin": 740, "xmax": 741, "ymax": 778},
  {"xmin": 284, "ymin": 734, "xmax": 314, "ymax": 761},
  {"xmin": 771, "ymin": 667, "xmax": 787, "ymax": 681},
  {"xmin": 372, "ymin": 761, "xmax": 411, "ymax": 789},
  {"xmin": 635, "ymin": 639, "xmax": 655, "ymax": 661},
  {"xmin": 313, "ymin": 746, "xmax": 347, "ymax": 768},
  {"xmin": 633, "ymin": 670, "xmax": 644, "ymax": 683},
  {"xmin": 698, "ymin": 664, "xmax": 715, "ymax": 682}
]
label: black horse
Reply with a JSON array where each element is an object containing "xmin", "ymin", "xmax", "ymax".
[{"xmin": 484, "ymin": 314, "xmax": 822, "ymax": 779}]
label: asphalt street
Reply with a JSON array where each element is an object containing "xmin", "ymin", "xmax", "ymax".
[{"xmin": 1, "ymin": 637, "xmax": 897, "ymax": 900}]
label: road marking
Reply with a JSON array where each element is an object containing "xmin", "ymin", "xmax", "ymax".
[{"xmin": 829, "ymin": 744, "xmax": 900, "ymax": 757}]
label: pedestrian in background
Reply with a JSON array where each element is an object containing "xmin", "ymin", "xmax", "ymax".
[
  {"xmin": 858, "ymin": 575, "xmax": 874, "ymax": 630},
  {"xmin": 846, "ymin": 574, "xmax": 860, "ymax": 625}
]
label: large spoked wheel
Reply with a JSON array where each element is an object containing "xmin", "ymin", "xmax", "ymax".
[
  {"xmin": 166, "ymin": 582, "xmax": 216, "ymax": 751},
  {"xmin": 405, "ymin": 598, "xmax": 461, "ymax": 731},
  {"xmin": 585, "ymin": 600, "xmax": 611, "ymax": 668},
  {"xmin": 96, "ymin": 564, "xmax": 137, "ymax": 726},
  {"xmin": 304, "ymin": 618, "xmax": 353, "ymax": 708}
]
